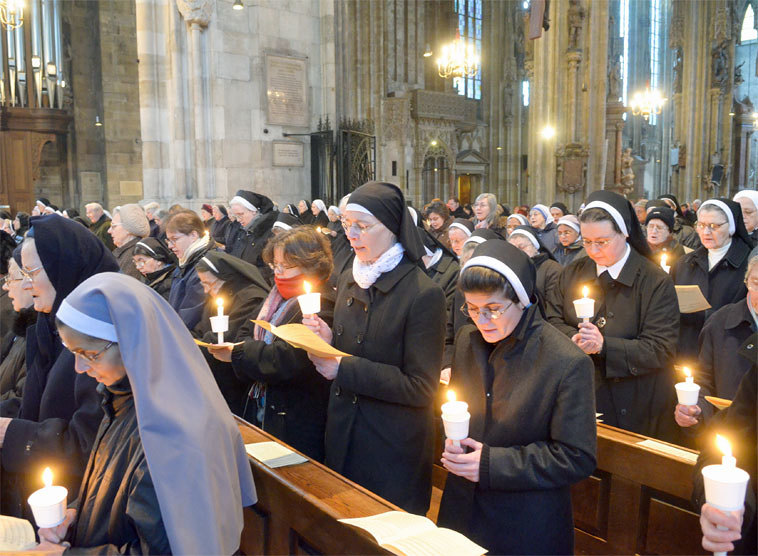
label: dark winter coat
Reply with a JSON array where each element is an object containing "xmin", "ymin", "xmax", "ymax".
[
  {"xmin": 649, "ymin": 238, "xmax": 686, "ymax": 268},
  {"xmin": 0, "ymin": 289, "xmax": 13, "ymax": 344},
  {"xmin": 674, "ymin": 217, "xmax": 701, "ymax": 250},
  {"xmin": 144, "ymin": 264, "xmax": 175, "ymax": 301},
  {"xmin": 672, "ymin": 240, "xmax": 752, "ymax": 360},
  {"xmin": 443, "ymin": 288, "xmax": 470, "ymax": 369},
  {"xmin": 224, "ymin": 211, "xmax": 278, "ymax": 284},
  {"xmin": 553, "ymin": 240, "xmax": 587, "ymax": 266},
  {"xmin": 329, "ymin": 229, "xmax": 355, "ymax": 287},
  {"xmin": 168, "ymin": 241, "xmax": 216, "ymax": 330},
  {"xmin": 326, "ymin": 257, "xmax": 446, "ymax": 514},
  {"xmin": 210, "ymin": 216, "xmax": 231, "ymax": 245},
  {"xmin": 90, "ymin": 214, "xmax": 115, "ymax": 251},
  {"xmin": 545, "ymin": 248, "xmax": 680, "ymax": 439},
  {"xmin": 0, "ymin": 308, "xmax": 36, "ymax": 417},
  {"xmin": 111, "ymin": 236, "xmax": 144, "ymax": 281},
  {"xmin": 535, "ymin": 221, "xmax": 559, "ymax": 253},
  {"xmin": 437, "ymin": 305, "xmax": 597, "ymax": 555},
  {"xmin": 424, "ymin": 251, "xmax": 459, "ymax": 312},
  {"xmin": 66, "ymin": 380, "xmax": 170, "ymax": 554},
  {"xmin": 231, "ymin": 287, "xmax": 336, "ymax": 462},
  {"xmin": 532, "ymin": 252, "xmax": 562, "ymax": 310}
]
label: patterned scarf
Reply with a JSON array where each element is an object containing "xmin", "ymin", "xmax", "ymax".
[{"xmin": 352, "ymin": 242, "xmax": 405, "ymax": 289}]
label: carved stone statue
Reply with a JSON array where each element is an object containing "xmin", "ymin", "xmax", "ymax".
[
  {"xmin": 568, "ymin": 0, "xmax": 585, "ymax": 50},
  {"xmin": 608, "ymin": 59, "xmax": 622, "ymax": 102},
  {"xmin": 620, "ymin": 148, "xmax": 634, "ymax": 191},
  {"xmin": 711, "ymin": 39, "xmax": 730, "ymax": 89},
  {"xmin": 673, "ymin": 48, "xmax": 683, "ymax": 94},
  {"xmin": 734, "ymin": 60, "xmax": 745, "ymax": 86}
]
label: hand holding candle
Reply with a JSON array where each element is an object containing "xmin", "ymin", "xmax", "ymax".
[
  {"xmin": 675, "ymin": 366, "xmax": 700, "ymax": 406},
  {"xmin": 297, "ymin": 280, "xmax": 321, "ymax": 317},
  {"xmin": 28, "ymin": 467, "xmax": 68, "ymax": 528},
  {"xmin": 209, "ymin": 297, "xmax": 229, "ymax": 344},
  {"xmin": 573, "ymin": 285, "xmax": 595, "ymax": 324},
  {"xmin": 441, "ymin": 390, "xmax": 470, "ymax": 448}
]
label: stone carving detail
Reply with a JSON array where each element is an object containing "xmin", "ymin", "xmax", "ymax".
[
  {"xmin": 412, "ymin": 90, "xmax": 477, "ymax": 123},
  {"xmin": 568, "ymin": 0, "xmax": 585, "ymax": 50},
  {"xmin": 669, "ymin": 1, "xmax": 683, "ymax": 49},
  {"xmin": 673, "ymin": 47, "xmax": 683, "ymax": 94},
  {"xmin": 31, "ymin": 134, "xmax": 56, "ymax": 182},
  {"xmin": 503, "ymin": 68, "xmax": 515, "ymax": 125},
  {"xmin": 619, "ymin": 148, "xmax": 635, "ymax": 193},
  {"xmin": 176, "ymin": 0, "xmax": 214, "ymax": 27},
  {"xmin": 381, "ymin": 98, "xmax": 410, "ymax": 144},
  {"xmin": 711, "ymin": 39, "xmax": 730, "ymax": 90},
  {"xmin": 734, "ymin": 61, "xmax": 745, "ymax": 87},
  {"xmin": 555, "ymin": 143, "xmax": 589, "ymax": 194},
  {"xmin": 608, "ymin": 59, "xmax": 622, "ymax": 101},
  {"xmin": 414, "ymin": 118, "xmax": 456, "ymax": 169}
]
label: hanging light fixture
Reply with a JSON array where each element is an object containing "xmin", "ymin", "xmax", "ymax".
[
  {"xmin": 436, "ymin": 31, "xmax": 479, "ymax": 79},
  {"xmin": 423, "ymin": 44, "xmax": 433, "ymax": 58},
  {"xmin": 232, "ymin": 0, "xmax": 243, "ymax": 10},
  {"xmin": 94, "ymin": 115, "xmax": 103, "ymax": 127},
  {"xmin": 628, "ymin": 85, "xmax": 666, "ymax": 121},
  {"xmin": 0, "ymin": 0, "xmax": 24, "ymax": 30}
]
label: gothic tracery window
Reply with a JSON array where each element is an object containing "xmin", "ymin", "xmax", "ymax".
[
  {"xmin": 742, "ymin": 5, "xmax": 758, "ymax": 43},
  {"xmin": 453, "ymin": 0, "xmax": 482, "ymax": 100}
]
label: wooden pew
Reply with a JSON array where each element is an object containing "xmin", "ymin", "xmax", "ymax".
[{"xmin": 236, "ymin": 418, "xmax": 392, "ymax": 555}]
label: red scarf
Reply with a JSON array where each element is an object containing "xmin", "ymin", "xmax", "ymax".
[{"xmin": 274, "ymin": 274, "xmax": 322, "ymax": 300}]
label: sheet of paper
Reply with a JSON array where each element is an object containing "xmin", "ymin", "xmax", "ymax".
[
  {"xmin": 193, "ymin": 339, "xmax": 243, "ymax": 348},
  {"xmin": 245, "ymin": 442, "xmax": 307, "ymax": 468},
  {"xmin": 385, "ymin": 528, "xmax": 488, "ymax": 556},
  {"xmin": 705, "ymin": 396, "xmax": 732, "ymax": 410},
  {"xmin": 251, "ymin": 320, "xmax": 351, "ymax": 358},
  {"xmin": 675, "ymin": 285, "xmax": 711, "ymax": 313},
  {"xmin": 636, "ymin": 439, "xmax": 699, "ymax": 463},
  {"xmin": 0, "ymin": 515, "xmax": 36, "ymax": 551},
  {"xmin": 339, "ymin": 511, "xmax": 436, "ymax": 546}
]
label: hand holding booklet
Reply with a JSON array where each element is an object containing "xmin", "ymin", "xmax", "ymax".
[
  {"xmin": 251, "ymin": 320, "xmax": 351, "ymax": 358},
  {"xmin": 339, "ymin": 511, "xmax": 487, "ymax": 556}
]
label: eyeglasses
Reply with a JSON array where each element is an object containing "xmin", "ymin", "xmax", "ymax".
[
  {"xmin": 2, "ymin": 275, "xmax": 22, "ymax": 285},
  {"xmin": 646, "ymin": 224, "xmax": 668, "ymax": 233},
  {"xmin": 268, "ymin": 262, "xmax": 298, "ymax": 275},
  {"xmin": 20, "ymin": 265, "xmax": 44, "ymax": 281},
  {"xmin": 165, "ymin": 234, "xmax": 186, "ymax": 246},
  {"xmin": 460, "ymin": 301, "xmax": 514, "ymax": 321},
  {"xmin": 695, "ymin": 222, "xmax": 728, "ymax": 232},
  {"xmin": 341, "ymin": 219, "xmax": 379, "ymax": 236},
  {"xmin": 62, "ymin": 340, "xmax": 115, "ymax": 362},
  {"xmin": 581, "ymin": 238, "xmax": 615, "ymax": 249}
]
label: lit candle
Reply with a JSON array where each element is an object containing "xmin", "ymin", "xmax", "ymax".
[
  {"xmin": 209, "ymin": 298, "xmax": 229, "ymax": 344},
  {"xmin": 660, "ymin": 253, "xmax": 670, "ymax": 274},
  {"xmin": 441, "ymin": 390, "xmax": 470, "ymax": 448},
  {"xmin": 27, "ymin": 467, "xmax": 68, "ymax": 528},
  {"xmin": 297, "ymin": 280, "xmax": 321, "ymax": 316},
  {"xmin": 216, "ymin": 297, "xmax": 224, "ymax": 317},
  {"xmin": 573, "ymin": 285, "xmax": 595, "ymax": 323},
  {"xmin": 701, "ymin": 435, "xmax": 750, "ymax": 556},
  {"xmin": 674, "ymin": 366, "xmax": 700, "ymax": 406}
]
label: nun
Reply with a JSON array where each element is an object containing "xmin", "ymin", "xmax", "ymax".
[
  {"xmin": 672, "ymin": 198, "xmax": 754, "ymax": 361},
  {"xmin": 733, "ymin": 190, "xmax": 758, "ymax": 244},
  {"xmin": 437, "ymin": 240, "xmax": 596, "ymax": 555},
  {"xmin": 553, "ymin": 214, "xmax": 587, "ymax": 265},
  {"xmin": 272, "ymin": 212, "xmax": 301, "ymax": 235},
  {"xmin": 283, "ymin": 203, "xmax": 299, "ymax": 216},
  {"xmin": 505, "ymin": 213, "xmax": 528, "ymax": 238},
  {"xmin": 37, "ymin": 273, "xmax": 256, "ymax": 554},
  {"xmin": 225, "ymin": 190, "xmax": 279, "ymax": 283},
  {"xmin": 550, "ymin": 201, "xmax": 570, "ymax": 223},
  {"xmin": 507, "ymin": 225, "xmax": 562, "ymax": 308},
  {"xmin": 210, "ymin": 204, "xmax": 230, "ymax": 246},
  {"xmin": 297, "ymin": 199, "xmax": 315, "ymax": 224},
  {"xmin": 448, "ymin": 218, "xmax": 475, "ymax": 257},
  {"xmin": 419, "ymin": 226, "xmax": 460, "ymax": 312},
  {"xmin": 327, "ymin": 205, "xmax": 342, "ymax": 232},
  {"xmin": 328, "ymin": 195, "xmax": 356, "ymax": 284},
  {"xmin": 528, "ymin": 204, "xmax": 559, "ymax": 253},
  {"xmin": 302, "ymin": 181, "xmax": 446, "ymax": 514},
  {"xmin": 311, "ymin": 199, "xmax": 330, "ymax": 228},
  {"xmin": 194, "ymin": 251, "xmax": 270, "ymax": 417},
  {"xmin": 0, "ymin": 215, "xmax": 118, "ymax": 520},
  {"xmin": 132, "ymin": 238, "xmax": 176, "ymax": 300},
  {"xmin": 545, "ymin": 190, "xmax": 680, "ymax": 439}
]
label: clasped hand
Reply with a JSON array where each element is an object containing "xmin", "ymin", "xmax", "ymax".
[
  {"xmin": 572, "ymin": 321, "xmax": 603, "ymax": 354},
  {"xmin": 441, "ymin": 438, "xmax": 483, "ymax": 483},
  {"xmin": 674, "ymin": 403, "xmax": 701, "ymax": 427},
  {"xmin": 302, "ymin": 315, "xmax": 340, "ymax": 380},
  {"xmin": 700, "ymin": 503, "xmax": 743, "ymax": 553}
]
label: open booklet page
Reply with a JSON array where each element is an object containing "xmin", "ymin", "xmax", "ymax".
[
  {"xmin": 674, "ymin": 285, "xmax": 711, "ymax": 313},
  {"xmin": 251, "ymin": 320, "xmax": 351, "ymax": 358},
  {"xmin": 0, "ymin": 515, "xmax": 36, "ymax": 551}
]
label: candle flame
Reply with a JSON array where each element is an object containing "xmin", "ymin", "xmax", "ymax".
[
  {"xmin": 716, "ymin": 434, "xmax": 732, "ymax": 457},
  {"xmin": 446, "ymin": 390, "xmax": 456, "ymax": 402},
  {"xmin": 317, "ymin": 227, "xmax": 321, "ymax": 233},
  {"xmin": 216, "ymin": 297, "xmax": 223, "ymax": 308},
  {"xmin": 683, "ymin": 366, "xmax": 691, "ymax": 379},
  {"xmin": 42, "ymin": 467, "xmax": 52, "ymax": 487},
  {"xmin": 304, "ymin": 281, "xmax": 311, "ymax": 295},
  {"xmin": 582, "ymin": 286, "xmax": 589, "ymax": 298}
]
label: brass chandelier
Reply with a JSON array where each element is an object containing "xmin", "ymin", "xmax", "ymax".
[
  {"xmin": 0, "ymin": 0, "xmax": 23, "ymax": 30},
  {"xmin": 628, "ymin": 86, "xmax": 666, "ymax": 120},
  {"xmin": 436, "ymin": 31, "xmax": 479, "ymax": 79}
]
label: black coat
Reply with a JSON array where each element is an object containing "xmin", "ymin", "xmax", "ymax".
[
  {"xmin": 328, "ymin": 228, "xmax": 354, "ymax": 287},
  {"xmin": 672, "ymin": 240, "xmax": 752, "ymax": 360},
  {"xmin": 144, "ymin": 264, "xmax": 175, "ymax": 301},
  {"xmin": 533, "ymin": 252, "xmax": 562, "ymax": 310},
  {"xmin": 111, "ymin": 237, "xmax": 144, "ymax": 281},
  {"xmin": 424, "ymin": 251, "xmax": 459, "ymax": 312},
  {"xmin": 67, "ymin": 381, "xmax": 170, "ymax": 554},
  {"xmin": 553, "ymin": 241, "xmax": 587, "ymax": 266},
  {"xmin": 535, "ymin": 221, "xmax": 559, "ymax": 253},
  {"xmin": 545, "ymin": 248, "xmax": 680, "ymax": 439},
  {"xmin": 327, "ymin": 257, "xmax": 446, "ymax": 513},
  {"xmin": 231, "ymin": 287, "xmax": 336, "ymax": 462},
  {"xmin": 0, "ymin": 308, "xmax": 35, "ymax": 417},
  {"xmin": 674, "ymin": 217, "xmax": 701, "ymax": 249},
  {"xmin": 696, "ymin": 300, "xmax": 756, "ymax": 423},
  {"xmin": 443, "ymin": 288, "xmax": 470, "ymax": 369},
  {"xmin": 437, "ymin": 306, "xmax": 597, "ymax": 555},
  {"xmin": 224, "ymin": 212, "xmax": 278, "ymax": 284},
  {"xmin": 168, "ymin": 241, "xmax": 216, "ymax": 330},
  {"xmin": 211, "ymin": 216, "xmax": 231, "ymax": 246}
]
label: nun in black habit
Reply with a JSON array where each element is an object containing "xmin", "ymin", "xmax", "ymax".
[
  {"xmin": 194, "ymin": 251, "xmax": 270, "ymax": 417},
  {"xmin": 302, "ymin": 181, "xmax": 446, "ymax": 514},
  {"xmin": 418, "ymin": 225, "xmax": 460, "ymax": 312},
  {"xmin": 545, "ymin": 190, "xmax": 680, "ymax": 440},
  {"xmin": 132, "ymin": 238, "xmax": 176, "ymax": 300},
  {"xmin": 437, "ymin": 240, "xmax": 596, "ymax": 555},
  {"xmin": 0, "ymin": 214, "xmax": 118, "ymax": 521},
  {"xmin": 507, "ymin": 224, "xmax": 562, "ymax": 309}
]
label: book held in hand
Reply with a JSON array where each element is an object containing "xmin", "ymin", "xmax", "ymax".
[
  {"xmin": 339, "ymin": 511, "xmax": 487, "ymax": 556},
  {"xmin": 0, "ymin": 514, "xmax": 36, "ymax": 551}
]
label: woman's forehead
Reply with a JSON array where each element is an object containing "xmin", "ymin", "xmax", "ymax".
[{"xmin": 343, "ymin": 210, "xmax": 378, "ymax": 223}]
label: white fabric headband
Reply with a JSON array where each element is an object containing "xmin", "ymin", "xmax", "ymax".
[
  {"xmin": 313, "ymin": 200, "xmax": 327, "ymax": 213},
  {"xmin": 734, "ymin": 190, "xmax": 758, "ymax": 210},
  {"xmin": 699, "ymin": 200, "xmax": 735, "ymax": 235},
  {"xmin": 449, "ymin": 222, "xmax": 473, "ymax": 237},
  {"xmin": 464, "ymin": 235, "xmax": 487, "ymax": 246},
  {"xmin": 463, "ymin": 255, "xmax": 531, "ymax": 308},
  {"xmin": 407, "ymin": 207, "xmax": 418, "ymax": 226},
  {"xmin": 229, "ymin": 196, "xmax": 257, "ymax": 212},
  {"xmin": 57, "ymin": 300, "xmax": 119, "ymax": 343},
  {"xmin": 345, "ymin": 203, "xmax": 374, "ymax": 217},
  {"xmin": 507, "ymin": 214, "xmax": 528, "ymax": 226},
  {"xmin": 557, "ymin": 217, "xmax": 581, "ymax": 235},
  {"xmin": 531, "ymin": 204, "xmax": 550, "ymax": 220},
  {"xmin": 272, "ymin": 221, "xmax": 292, "ymax": 231},
  {"xmin": 328, "ymin": 205, "xmax": 340, "ymax": 215},
  {"xmin": 200, "ymin": 256, "xmax": 220, "ymax": 273},
  {"xmin": 583, "ymin": 200, "xmax": 629, "ymax": 237},
  {"xmin": 509, "ymin": 229, "xmax": 540, "ymax": 250},
  {"xmin": 135, "ymin": 241, "xmax": 157, "ymax": 257}
]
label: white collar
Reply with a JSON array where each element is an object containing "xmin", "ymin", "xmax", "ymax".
[
  {"xmin": 707, "ymin": 240, "xmax": 732, "ymax": 271},
  {"xmin": 596, "ymin": 244, "xmax": 631, "ymax": 280},
  {"xmin": 424, "ymin": 248, "xmax": 443, "ymax": 269}
]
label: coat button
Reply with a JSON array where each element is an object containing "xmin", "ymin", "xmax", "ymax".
[
  {"xmin": 630, "ymin": 367, "xmax": 638, "ymax": 375},
  {"xmin": 620, "ymin": 408, "xmax": 628, "ymax": 416},
  {"xmin": 346, "ymin": 297, "xmax": 354, "ymax": 306},
  {"xmin": 335, "ymin": 386, "xmax": 342, "ymax": 396},
  {"xmin": 364, "ymin": 305, "xmax": 368, "ymax": 313},
  {"xmin": 747, "ymin": 344, "xmax": 754, "ymax": 350},
  {"xmin": 352, "ymin": 394, "xmax": 358, "ymax": 404},
  {"xmin": 335, "ymin": 324, "xmax": 344, "ymax": 336},
  {"xmin": 356, "ymin": 334, "xmax": 364, "ymax": 344}
]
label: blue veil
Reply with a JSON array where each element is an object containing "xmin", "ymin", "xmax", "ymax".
[{"xmin": 56, "ymin": 273, "xmax": 256, "ymax": 554}]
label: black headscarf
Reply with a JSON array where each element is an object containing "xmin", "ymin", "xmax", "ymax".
[
  {"xmin": 134, "ymin": 237, "xmax": 176, "ymax": 264},
  {"xmin": 273, "ymin": 212, "xmax": 301, "ymax": 231},
  {"xmin": 645, "ymin": 199, "xmax": 668, "ymax": 211},
  {"xmin": 462, "ymin": 239, "xmax": 537, "ymax": 307},
  {"xmin": 699, "ymin": 198, "xmax": 754, "ymax": 250},
  {"xmin": 347, "ymin": 181, "xmax": 425, "ymax": 261},
  {"xmin": 448, "ymin": 217, "xmax": 475, "ymax": 237},
  {"xmin": 550, "ymin": 202, "xmax": 570, "ymax": 216},
  {"xmin": 298, "ymin": 200, "xmax": 315, "ymax": 224},
  {"xmin": 15, "ymin": 212, "xmax": 30, "ymax": 236},
  {"xmin": 195, "ymin": 250, "xmax": 270, "ymax": 293},
  {"xmin": 417, "ymin": 226, "xmax": 456, "ymax": 259},
  {"xmin": 584, "ymin": 190, "xmax": 652, "ymax": 259},
  {"xmin": 0, "ymin": 230, "xmax": 16, "ymax": 274},
  {"xmin": 284, "ymin": 203, "xmax": 299, "ymax": 216},
  {"xmin": 658, "ymin": 194, "xmax": 684, "ymax": 219},
  {"xmin": 510, "ymin": 224, "xmax": 558, "ymax": 261},
  {"xmin": 216, "ymin": 204, "xmax": 228, "ymax": 217}
]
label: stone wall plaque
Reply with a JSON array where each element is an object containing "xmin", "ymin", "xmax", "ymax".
[
  {"xmin": 273, "ymin": 141, "xmax": 305, "ymax": 167},
  {"xmin": 80, "ymin": 172, "xmax": 102, "ymax": 200},
  {"xmin": 265, "ymin": 54, "xmax": 308, "ymax": 127}
]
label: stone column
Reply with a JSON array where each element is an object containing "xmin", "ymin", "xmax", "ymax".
[{"xmin": 566, "ymin": 51, "xmax": 582, "ymax": 142}]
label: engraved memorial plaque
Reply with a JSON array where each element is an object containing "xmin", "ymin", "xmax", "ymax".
[
  {"xmin": 266, "ymin": 54, "xmax": 309, "ymax": 127},
  {"xmin": 273, "ymin": 142, "xmax": 305, "ymax": 167}
]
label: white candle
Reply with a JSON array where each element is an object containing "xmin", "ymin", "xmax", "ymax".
[
  {"xmin": 441, "ymin": 390, "xmax": 470, "ymax": 448},
  {"xmin": 573, "ymin": 285, "xmax": 595, "ymax": 323},
  {"xmin": 210, "ymin": 298, "xmax": 229, "ymax": 344},
  {"xmin": 660, "ymin": 253, "xmax": 670, "ymax": 274},
  {"xmin": 675, "ymin": 366, "xmax": 700, "ymax": 406},
  {"xmin": 27, "ymin": 467, "xmax": 68, "ymax": 528},
  {"xmin": 216, "ymin": 297, "xmax": 224, "ymax": 317},
  {"xmin": 297, "ymin": 280, "xmax": 321, "ymax": 316}
]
